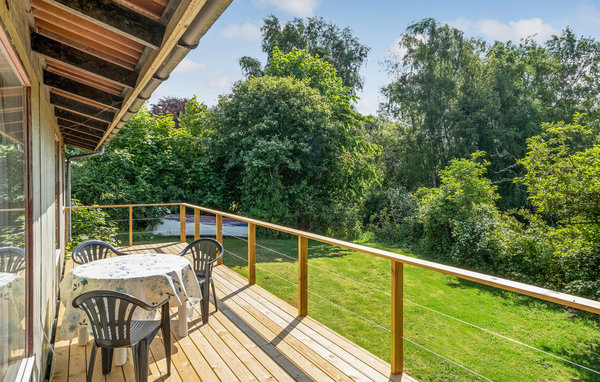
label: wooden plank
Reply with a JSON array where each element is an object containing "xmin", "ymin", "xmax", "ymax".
[
  {"xmin": 192, "ymin": 315, "xmax": 257, "ymax": 381},
  {"xmin": 216, "ymin": 214, "xmax": 223, "ymax": 265},
  {"xmin": 207, "ymin": 309, "xmax": 276, "ymax": 381},
  {"xmin": 391, "ymin": 261, "xmax": 403, "ymax": 375},
  {"xmin": 48, "ymin": 0, "xmax": 166, "ymax": 48},
  {"xmin": 44, "ymin": 71, "xmax": 123, "ymax": 109},
  {"xmin": 149, "ymin": 334, "xmax": 184, "ymax": 381},
  {"xmin": 165, "ymin": 312, "xmax": 219, "ymax": 381},
  {"xmin": 51, "ymin": 93, "xmax": 115, "ymax": 123},
  {"xmin": 248, "ymin": 223, "xmax": 256, "ymax": 285},
  {"xmin": 35, "ymin": 18, "xmax": 140, "ymax": 66},
  {"xmin": 55, "ymin": 109, "xmax": 110, "ymax": 131},
  {"xmin": 182, "ymin": 310, "xmax": 239, "ymax": 380},
  {"xmin": 215, "ymin": 266, "xmax": 394, "ymax": 381},
  {"xmin": 31, "ymin": 33, "xmax": 138, "ymax": 88},
  {"xmin": 32, "ymin": 0, "xmax": 145, "ymax": 53},
  {"xmin": 128, "ymin": 206, "xmax": 133, "ymax": 246},
  {"xmin": 215, "ymin": 269, "xmax": 376, "ymax": 382},
  {"xmin": 298, "ymin": 236, "xmax": 307, "ymax": 316},
  {"xmin": 213, "ymin": 279, "xmax": 336, "ymax": 382},
  {"xmin": 194, "ymin": 208, "xmax": 199, "ymax": 240},
  {"xmin": 211, "ymin": 307, "xmax": 295, "ymax": 382},
  {"xmin": 179, "ymin": 205, "xmax": 186, "ymax": 243}
]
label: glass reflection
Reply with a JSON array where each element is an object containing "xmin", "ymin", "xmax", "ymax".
[{"xmin": 0, "ymin": 40, "xmax": 26, "ymax": 377}]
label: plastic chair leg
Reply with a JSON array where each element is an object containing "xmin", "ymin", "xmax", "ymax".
[
  {"xmin": 101, "ymin": 347, "xmax": 114, "ymax": 374},
  {"xmin": 201, "ymin": 282, "xmax": 210, "ymax": 324},
  {"xmin": 211, "ymin": 279, "xmax": 218, "ymax": 312},
  {"xmin": 131, "ymin": 340, "xmax": 149, "ymax": 382},
  {"xmin": 86, "ymin": 343, "xmax": 97, "ymax": 382}
]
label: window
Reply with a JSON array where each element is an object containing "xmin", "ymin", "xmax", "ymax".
[{"xmin": 0, "ymin": 24, "xmax": 29, "ymax": 378}]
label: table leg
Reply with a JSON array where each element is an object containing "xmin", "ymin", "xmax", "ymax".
[
  {"xmin": 115, "ymin": 348, "xmax": 127, "ymax": 366},
  {"xmin": 178, "ymin": 302, "xmax": 188, "ymax": 337},
  {"xmin": 77, "ymin": 327, "xmax": 88, "ymax": 346}
]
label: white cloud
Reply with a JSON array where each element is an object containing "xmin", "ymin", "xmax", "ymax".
[
  {"xmin": 478, "ymin": 18, "xmax": 558, "ymax": 42},
  {"xmin": 221, "ymin": 23, "xmax": 262, "ymax": 41},
  {"xmin": 446, "ymin": 17, "xmax": 559, "ymax": 42},
  {"xmin": 446, "ymin": 17, "xmax": 473, "ymax": 32},
  {"xmin": 578, "ymin": 4, "xmax": 600, "ymax": 27},
  {"xmin": 356, "ymin": 96, "xmax": 378, "ymax": 116},
  {"xmin": 173, "ymin": 59, "xmax": 206, "ymax": 73},
  {"xmin": 206, "ymin": 76, "xmax": 233, "ymax": 92},
  {"xmin": 252, "ymin": 0, "xmax": 321, "ymax": 17}
]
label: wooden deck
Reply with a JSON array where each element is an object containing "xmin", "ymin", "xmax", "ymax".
[{"xmin": 51, "ymin": 242, "xmax": 417, "ymax": 382}]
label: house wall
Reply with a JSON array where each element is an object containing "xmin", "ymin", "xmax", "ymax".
[{"xmin": 0, "ymin": 1, "xmax": 64, "ymax": 380}]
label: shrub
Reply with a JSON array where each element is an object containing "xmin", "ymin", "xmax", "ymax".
[{"xmin": 69, "ymin": 199, "xmax": 119, "ymax": 250}]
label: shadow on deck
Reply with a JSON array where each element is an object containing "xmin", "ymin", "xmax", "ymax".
[{"xmin": 51, "ymin": 242, "xmax": 416, "ymax": 382}]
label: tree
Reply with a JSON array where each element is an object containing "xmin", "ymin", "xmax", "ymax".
[
  {"xmin": 207, "ymin": 74, "xmax": 376, "ymax": 235},
  {"xmin": 518, "ymin": 115, "xmax": 600, "ymax": 225},
  {"xmin": 415, "ymin": 151, "xmax": 504, "ymax": 267},
  {"xmin": 382, "ymin": 18, "xmax": 485, "ymax": 188},
  {"xmin": 150, "ymin": 96, "xmax": 189, "ymax": 128},
  {"xmin": 239, "ymin": 15, "xmax": 369, "ymax": 93}
]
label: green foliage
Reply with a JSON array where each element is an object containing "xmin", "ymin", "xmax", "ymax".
[
  {"xmin": 415, "ymin": 152, "xmax": 504, "ymax": 268},
  {"xmin": 265, "ymin": 47, "xmax": 358, "ymax": 125},
  {"xmin": 72, "ymin": 102, "xmax": 225, "ymax": 213},
  {"xmin": 69, "ymin": 199, "xmax": 119, "ymax": 249},
  {"xmin": 519, "ymin": 115, "xmax": 600, "ymax": 224},
  {"xmin": 381, "ymin": 20, "xmax": 600, "ymax": 210},
  {"xmin": 241, "ymin": 15, "xmax": 369, "ymax": 93},
  {"xmin": 208, "ymin": 74, "xmax": 376, "ymax": 235},
  {"xmin": 511, "ymin": 117, "xmax": 600, "ymax": 297}
]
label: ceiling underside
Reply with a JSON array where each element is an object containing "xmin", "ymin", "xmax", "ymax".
[{"xmin": 29, "ymin": 0, "xmax": 231, "ymax": 151}]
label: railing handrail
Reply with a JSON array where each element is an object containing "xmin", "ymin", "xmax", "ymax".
[{"xmin": 67, "ymin": 202, "xmax": 600, "ymax": 315}]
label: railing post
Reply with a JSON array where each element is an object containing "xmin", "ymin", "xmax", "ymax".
[
  {"xmin": 194, "ymin": 208, "xmax": 200, "ymax": 240},
  {"xmin": 128, "ymin": 206, "xmax": 133, "ymax": 247},
  {"xmin": 298, "ymin": 236, "xmax": 308, "ymax": 316},
  {"xmin": 216, "ymin": 214, "xmax": 223, "ymax": 265},
  {"xmin": 391, "ymin": 260, "xmax": 404, "ymax": 374},
  {"xmin": 180, "ymin": 204, "xmax": 186, "ymax": 243},
  {"xmin": 64, "ymin": 208, "xmax": 69, "ymax": 247},
  {"xmin": 248, "ymin": 223, "xmax": 256, "ymax": 284}
]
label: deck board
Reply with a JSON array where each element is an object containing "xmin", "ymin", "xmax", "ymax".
[{"xmin": 52, "ymin": 242, "xmax": 417, "ymax": 382}]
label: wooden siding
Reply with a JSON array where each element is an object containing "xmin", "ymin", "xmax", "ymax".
[{"xmin": 51, "ymin": 242, "xmax": 417, "ymax": 382}]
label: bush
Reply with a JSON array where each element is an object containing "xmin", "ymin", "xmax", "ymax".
[
  {"xmin": 368, "ymin": 187, "xmax": 420, "ymax": 245},
  {"xmin": 416, "ymin": 152, "xmax": 504, "ymax": 269},
  {"xmin": 69, "ymin": 199, "xmax": 119, "ymax": 250}
]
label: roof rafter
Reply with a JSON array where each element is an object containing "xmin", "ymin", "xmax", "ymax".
[
  {"xmin": 50, "ymin": 92, "xmax": 115, "ymax": 123},
  {"xmin": 54, "ymin": 108, "xmax": 110, "ymax": 131},
  {"xmin": 44, "ymin": 71, "xmax": 123, "ymax": 109},
  {"xmin": 46, "ymin": 0, "xmax": 165, "ymax": 49},
  {"xmin": 31, "ymin": 33, "xmax": 138, "ymax": 88}
]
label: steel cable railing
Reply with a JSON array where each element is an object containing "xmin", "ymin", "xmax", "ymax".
[
  {"xmin": 223, "ymin": 232, "xmax": 600, "ymax": 378},
  {"xmin": 67, "ymin": 203, "xmax": 600, "ymax": 380}
]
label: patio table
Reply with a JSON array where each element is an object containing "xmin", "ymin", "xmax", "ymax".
[{"xmin": 59, "ymin": 253, "xmax": 202, "ymax": 365}]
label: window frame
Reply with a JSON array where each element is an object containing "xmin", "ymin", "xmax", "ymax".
[{"xmin": 0, "ymin": 23, "xmax": 33, "ymax": 359}]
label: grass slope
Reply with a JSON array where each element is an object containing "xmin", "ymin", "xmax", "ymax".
[{"xmin": 221, "ymin": 236, "xmax": 600, "ymax": 382}]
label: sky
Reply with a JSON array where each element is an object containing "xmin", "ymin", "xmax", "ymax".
[{"xmin": 151, "ymin": 0, "xmax": 600, "ymax": 115}]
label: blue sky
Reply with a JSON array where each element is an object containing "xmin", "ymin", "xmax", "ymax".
[{"xmin": 151, "ymin": 0, "xmax": 600, "ymax": 115}]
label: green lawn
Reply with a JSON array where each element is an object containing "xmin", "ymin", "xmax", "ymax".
[{"xmin": 220, "ymin": 236, "xmax": 600, "ymax": 382}]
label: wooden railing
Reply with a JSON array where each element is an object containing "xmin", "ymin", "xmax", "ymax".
[{"xmin": 66, "ymin": 202, "xmax": 600, "ymax": 375}]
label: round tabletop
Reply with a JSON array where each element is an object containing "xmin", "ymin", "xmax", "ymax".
[{"xmin": 60, "ymin": 253, "xmax": 202, "ymax": 336}]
